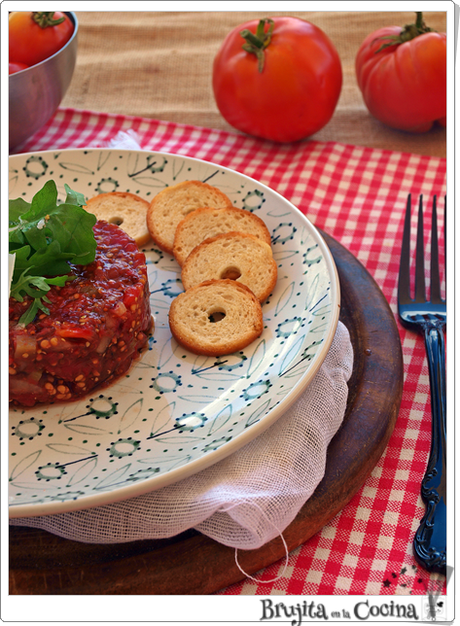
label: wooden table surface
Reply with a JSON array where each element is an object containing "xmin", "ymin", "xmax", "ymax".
[{"xmin": 62, "ymin": 10, "xmax": 447, "ymax": 158}]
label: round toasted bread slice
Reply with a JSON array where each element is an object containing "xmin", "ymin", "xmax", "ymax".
[
  {"xmin": 169, "ymin": 279, "xmax": 263, "ymax": 356},
  {"xmin": 146, "ymin": 180, "xmax": 233, "ymax": 255},
  {"xmin": 173, "ymin": 206, "xmax": 272, "ymax": 266},
  {"xmin": 84, "ymin": 192, "xmax": 151, "ymax": 246},
  {"xmin": 181, "ymin": 232, "xmax": 277, "ymax": 303}
]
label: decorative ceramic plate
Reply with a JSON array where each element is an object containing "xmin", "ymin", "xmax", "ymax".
[{"xmin": 8, "ymin": 149, "xmax": 340, "ymax": 518}]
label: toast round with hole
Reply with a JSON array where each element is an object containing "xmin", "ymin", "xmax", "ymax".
[
  {"xmin": 173, "ymin": 206, "xmax": 272, "ymax": 266},
  {"xmin": 181, "ymin": 232, "xmax": 277, "ymax": 302},
  {"xmin": 169, "ymin": 279, "xmax": 263, "ymax": 356},
  {"xmin": 84, "ymin": 192, "xmax": 151, "ymax": 246},
  {"xmin": 146, "ymin": 180, "xmax": 233, "ymax": 254}
]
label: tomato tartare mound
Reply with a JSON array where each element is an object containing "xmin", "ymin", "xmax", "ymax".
[{"xmin": 9, "ymin": 221, "xmax": 153, "ymax": 407}]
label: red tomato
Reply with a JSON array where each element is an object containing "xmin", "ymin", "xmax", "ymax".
[
  {"xmin": 355, "ymin": 12, "xmax": 446, "ymax": 133},
  {"xmin": 9, "ymin": 61, "xmax": 29, "ymax": 75},
  {"xmin": 212, "ymin": 17, "xmax": 342, "ymax": 143},
  {"xmin": 9, "ymin": 11, "xmax": 74, "ymax": 67}
]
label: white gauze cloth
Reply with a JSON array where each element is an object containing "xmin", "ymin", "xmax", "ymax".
[{"xmin": 10, "ymin": 321, "xmax": 353, "ymax": 550}]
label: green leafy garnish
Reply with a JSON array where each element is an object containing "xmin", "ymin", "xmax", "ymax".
[{"xmin": 9, "ymin": 180, "xmax": 97, "ymax": 325}]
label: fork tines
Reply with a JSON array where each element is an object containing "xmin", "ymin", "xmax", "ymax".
[{"xmin": 398, "ymin": 194, "xmax": 446, "ymax": 307}]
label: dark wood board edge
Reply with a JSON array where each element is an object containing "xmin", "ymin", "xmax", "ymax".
[{"xmin": 9, "ymin": 232, "xmax": 404, "ymax": 595}]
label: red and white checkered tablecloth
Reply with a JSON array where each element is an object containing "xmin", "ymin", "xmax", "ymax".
[{"xmin": 13, "ymin": 108, "xmax": 447, "ymax": 596}]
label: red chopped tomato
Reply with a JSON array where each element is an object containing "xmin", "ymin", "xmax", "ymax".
[
  {"xmin": 123, "ymin": 287, "xmax": 141, "ymax": 308},
  {"xmin": 56, "ymin": 327, "xmax": 95, "ymax": 341},
  {"xmin": 9, "ymin": 222, "xmax": 152, "ymax": 407}
]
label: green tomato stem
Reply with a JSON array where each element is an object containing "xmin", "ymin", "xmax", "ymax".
[
  {"xmin": 32, "ymin": 12, "xmax": 66, "ymax": 28},
  {"xmin": 374, "ymin": 11, "xmax": 435, "ymax": 53},
  {"xmin": 415, "ymin": 11, "xmax": 424, "ymax": 30},
  {"xmin": 240, "ymin": 18, "xmax": 274, "ymax": 73}
]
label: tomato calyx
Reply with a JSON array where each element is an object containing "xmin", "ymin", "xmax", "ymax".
[
  {"xmin": 374, "ymin": 12, "xmax": 435, "ymax": 53},
  {"xmin": 240, "ymin": 18, "xmax": 274, "ymax": 73},
  {"xmin": 32, "ymin": 12, "xmax": 66, "ymax": 29}
]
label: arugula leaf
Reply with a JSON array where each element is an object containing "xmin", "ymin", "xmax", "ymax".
[
  {"xmin": 10, "ymin": 270, "xmax": 70, "ymax": 326},
  {"xmin": 17, "ymin": 299, "xmax": 49, "ymax": 327},
  {"xmin": 9, "ymin": 181, "xmax": 97, "ymax": 325},
  {"xmin": 9, "ymin": 198, "xmax": 30, "ymax": 246}
]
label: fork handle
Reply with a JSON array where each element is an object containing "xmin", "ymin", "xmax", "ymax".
[{"xmin": 413, "ymin": 325, "xmax": 447, "ymax": 575}]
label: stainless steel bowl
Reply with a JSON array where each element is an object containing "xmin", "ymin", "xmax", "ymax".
[{"xmin": 9, "ymin": 12, "xmax": 78, "ymax": 152}]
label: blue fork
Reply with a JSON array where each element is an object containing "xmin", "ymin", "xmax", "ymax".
[{"xmin": 397, "ymin": 193, "xmax": 446, "ymax": 575}]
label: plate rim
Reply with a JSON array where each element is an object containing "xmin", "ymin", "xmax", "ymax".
[{"xmin": 8, "ymin": 148, "xmax": 341, "ymax": 519}]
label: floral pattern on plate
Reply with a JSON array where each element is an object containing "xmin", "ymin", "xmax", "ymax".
[{"xmin": 9, "ymin": 149, "xmax": 340, "ymax": 517}]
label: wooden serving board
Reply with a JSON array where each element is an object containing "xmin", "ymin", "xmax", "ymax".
[{"xmin": 9, "ymin": 232, "xmax": 404, "ymax": 595}]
